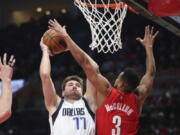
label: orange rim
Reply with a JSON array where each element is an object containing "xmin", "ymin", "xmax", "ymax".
[{"xmin": 75, "ymin": 0, "xmax": 139, "ymax": 14}]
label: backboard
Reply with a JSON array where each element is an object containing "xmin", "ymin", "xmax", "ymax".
[{"xmin": 122, "ymin": 0, "xmax": 180, "ymax": 37}]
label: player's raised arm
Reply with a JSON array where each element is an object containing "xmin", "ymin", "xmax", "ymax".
[
  {"xmin": 39, "ymin": 39, "xmax": 60, "ymax": 115},
  {"xmin": 136, "ymin": 26, "xmax": 159, "ymax": 107},
  {"xmin": 48, "ymin": 19, "xmax": 111, "ymax": 97},
  {"xmin": 84, "ymin": 79, "xmax": 97, "ymax": 113},
  {"xmin": 0, "ymin": 53, "xmax": 15, "ymax": 123}
]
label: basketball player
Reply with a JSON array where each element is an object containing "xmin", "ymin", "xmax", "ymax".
[
  {"xmin": 49, "ymin": 19, "xmax": 159, "ymax": 135},
  {"xmin": 0, "ymin": 53, "xmax": 15, "ymax": 123},
  {"xmin": 39, "ymin": 40, "xmax": 96, "ymax": 135}
]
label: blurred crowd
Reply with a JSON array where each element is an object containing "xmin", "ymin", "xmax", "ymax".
[{"xmin": 0, "ymin": 9, "xmax": 180, "ymax": 135}]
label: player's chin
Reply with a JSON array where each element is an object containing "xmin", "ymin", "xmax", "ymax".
[{"xmin": 68, "ymin": 93, "xmax": 82, "ymax": 100}]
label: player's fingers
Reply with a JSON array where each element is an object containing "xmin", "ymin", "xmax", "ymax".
[
  {"xmin": 53, "ymin": 19, "xmax": 63, "ymax": 28},
  {"xmin": 136, "ymin": 37, "xmax": 142, "ymax": 42},
  {"xmin": 150, "ymin": 26, "xmax": 154, "ymax": 36},
  {"xmin": 54, "ymin": 19, "xmax": 62, "ymax": 27},
  {"xmin": 40, "ymin": 38, "xmax": 47, "ymax": 48},
  {"xmin": 48, "ymin": 26, "xmax": 57, "ymax": 31},
  {"xmin": 54, "ymin": 19, "xmax": 58, "ymax": 24},
  {"xmin": 40, "ymin": 37, "xmax": 43, "ymax": 42},
  {"xmin": 48, "ymin": 26, "xmax": 53, "ymax": 29},
  {"xmin": 9, "ymin": 59, "xmax": 16, "ymax": 67},
  {"xmin": 48, "ymin": 20, "xmax": 55, "ymax": 26},
  {"xmin": 144, "ymin": 26, "xmax": 148, "ymax": 38},
  {"xmin": 11, "ymin": 59, "xmax": 16, "ymax": 67},
  {"xmin": 40, "ymin": 40, "xmax": 46, "ymax": 47},
  {"xmin": 9, "ymin": 55, "xmax": 14, "ymax": 61},
  {"xmin": 62, "ymin": 26, "xmax": 67, "ymax": 31},
  {"xmin": 49, "ymin": 19, "xmax": 54, "ymax": 23},
  {"xmin": 3, "ymin": 53, "xmax": 7, "ymax": 65},
  {"xmin": 153, "ymin": 31, "xmax": 159, "ymax": 39},
  {"xmin": 146, "ymin": 25, "xmax": 150, "ymax": 36},
  {"xmin": 40, "ymin": 37, "xmax": 43, "ymax": 44},
  {"xmin": 8, "ymin": 56, "xmax": 15, "ymax": 67}
]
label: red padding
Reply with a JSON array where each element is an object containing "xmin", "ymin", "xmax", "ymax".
[{"xmin": 148, "ymin": 0, "xmax": 180, "ymax": 17}]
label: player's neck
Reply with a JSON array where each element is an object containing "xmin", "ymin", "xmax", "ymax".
[
  {"xmin": 64, "ymin": 97, "xmax": 81, "ymax": 104},
  {"xmin": 115, "ymin": 86, "xmax": 124, "ymax": 92}
]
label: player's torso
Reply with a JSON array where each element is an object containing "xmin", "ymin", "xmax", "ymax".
[
  {"xmin": 96, "ymin": 88, "xmax": 139, "ymax": 135},
  {"xmin": 49, "ymin": 98, "xmax": 95, "ymax": 135}
]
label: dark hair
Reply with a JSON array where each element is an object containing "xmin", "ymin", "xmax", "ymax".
[
  {"xmin": 61, "ymin": 75, "xmax": 83, "ymax": 91},
  {"xmin": 121, "ymin": 68, "xmax": 140, "ymax": 92}
]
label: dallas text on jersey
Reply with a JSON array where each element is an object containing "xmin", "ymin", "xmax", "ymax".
[{"xmin": 62, "ymin": 107, "xmax": 85, "ymax": 116}]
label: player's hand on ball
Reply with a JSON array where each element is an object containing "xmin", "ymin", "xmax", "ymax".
[
  {"xmin": 40, "ymin": 37, "xmax": 52, "ymax": 56},
  {"xmin": 48, "ymin": 19, "xmax": 68, "ymax": 38}
]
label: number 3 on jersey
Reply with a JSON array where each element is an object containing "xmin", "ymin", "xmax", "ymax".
[{"xmin": 112, "ymin": 115, "xmax": 122, "ymax": 135}]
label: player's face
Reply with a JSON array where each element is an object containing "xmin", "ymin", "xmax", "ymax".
[
  {"xmin": 63, "ymin": 80, "xmax": 83, "ymax": 100},
  {"xmin": 114, "ymin": 72, "xmax": 124, "ymax": 90}
]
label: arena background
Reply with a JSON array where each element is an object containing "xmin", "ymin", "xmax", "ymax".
[{"xmin": 0, "ymin": 0, "xmax": 180, "ymax": 135}]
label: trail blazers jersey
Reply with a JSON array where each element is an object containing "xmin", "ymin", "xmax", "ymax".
[
  {"xmin": 49, "ymin": 97, "xmax": 95, "ymax": 135},
  {"xmin": 96, "ymin": 88, "xmax": 139, "ymax": 135}
]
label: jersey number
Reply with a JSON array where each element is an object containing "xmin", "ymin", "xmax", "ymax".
[
  {"xmin": 112, "ymin": 115, "xmax": 122, "ymax": 135},
  {"xmin": 73, "ymin": 117, "xmax": 86, "ymax": 130}
]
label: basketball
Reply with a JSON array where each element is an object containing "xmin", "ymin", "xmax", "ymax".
[{"xmin": 42, "ymin": 29, "xmax": 67, "ymax": 55}]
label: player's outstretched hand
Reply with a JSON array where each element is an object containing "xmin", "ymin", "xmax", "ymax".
[
  {"xmin": 136, "ymin": 25, "xmax": 159, "ymax": 48},
  {"xmin": 0, "ymin": 53, "xmax": 15, "ymax": 81}
]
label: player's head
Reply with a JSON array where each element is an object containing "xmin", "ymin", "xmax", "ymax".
[
  {"xmin": 61, "ymin": 75, "xmax": 84, "ymax": 100},
  {"xmin": 114, "ymin": 68, "xmax": 140, "ymax": 93}
]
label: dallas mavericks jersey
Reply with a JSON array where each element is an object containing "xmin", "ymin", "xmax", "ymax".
[{"xmin": 49, "ymin": 97, "xmax": 95, "ymax": 135}]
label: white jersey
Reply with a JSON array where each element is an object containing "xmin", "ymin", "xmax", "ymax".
[{"xmin": 49, "ymin": 98, "xmax": 95, "ymax": 135}]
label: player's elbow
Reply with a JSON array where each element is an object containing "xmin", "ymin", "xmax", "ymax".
[
  {"xmin": 149, "ymin": 67, "xmax": 156, "ymax": 77},
  {"xmin": 86, "ymin": 63, "xmax": 100, "ymax": 77},
  {"xmin": 0, "ymin": 108, "xmax": 12, "ymax": 123},
  {"xmin": 40, "ymin": 71, "xmax": 51, "ymax": 80},
  {"xmin": 147, "ymin": 65, "xmax": 156, "ymax": 77},
  {"xmin": 85, "ymin": 59, "xmax": 99, "ymax": 73}
]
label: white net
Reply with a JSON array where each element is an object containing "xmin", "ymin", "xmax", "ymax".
[{"xmin": 74, "ymin": 0, "xmax": 128, "ymax": 53}]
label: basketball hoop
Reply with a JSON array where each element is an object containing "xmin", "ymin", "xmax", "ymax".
[{"xmin": 74, "ymin": 0, "xmax": 128, "ymax": 53}]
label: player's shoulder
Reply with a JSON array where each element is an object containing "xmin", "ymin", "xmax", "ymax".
[{"xmin": 49, "ymin": 96, "xmax": 62, "ymax": 116}]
